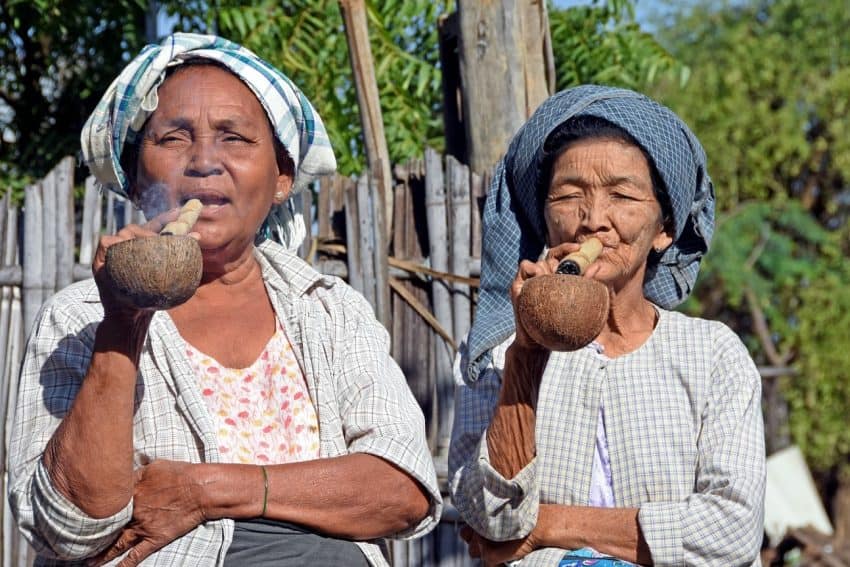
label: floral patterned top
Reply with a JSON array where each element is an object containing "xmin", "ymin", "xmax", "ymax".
[{"xmin": 185, "ymin": 319, "xmax": 321, "ymax": 465}]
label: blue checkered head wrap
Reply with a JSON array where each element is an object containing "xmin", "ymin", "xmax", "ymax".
[
  {"xmin": 80, "ymin": 32, "xmax": 336, "ymax": 250},
  {"xmin": 465, "ymin": 85, "xmax": 715, "ymax": 381}
]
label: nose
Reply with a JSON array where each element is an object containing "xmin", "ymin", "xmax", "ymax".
[
  {"xmin": 185, "ymin": 136, "xmax": 224, "ymax": 177},
  {"xmin": 579, "ymin": 193, "xmax": 611, "ymax": 233}
]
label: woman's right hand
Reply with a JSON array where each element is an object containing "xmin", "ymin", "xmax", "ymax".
[
  {"xmin": 510, "ymin": 241, "xmax": 601, "ymax": 351},
  {"xmin": 92, "ymin": 209, "xmax": 181, "ymax": 322}
]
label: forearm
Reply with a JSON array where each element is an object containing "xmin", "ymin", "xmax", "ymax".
[
  {"xmin": 199, "ymin": 453, "xmax": 431, "ymax": 539},
  {"xmin": 486, "ymin": 344, "xmax": 549, "ymax": 479},
  {"xmin": 42, "ymin": 316, "xmax": 149, "ymax": 519},
  {"xmin": 538, "ymin": 503, "xmax": 652, "ymax": 565}
]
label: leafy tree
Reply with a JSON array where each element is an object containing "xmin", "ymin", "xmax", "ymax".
[
  {"xmin": 549, "ymin": 0, "xmax": 688, "ymax": 91},
  {"xmin": 651, "ymin": 0, "xmax": 850, "ymax": 503},
  {"xmin": 0, "ymin": 0, "xmax": 150, "ymax": 195}
]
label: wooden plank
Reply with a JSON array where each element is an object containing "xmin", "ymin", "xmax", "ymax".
[
  {"xmin": 391, "ymin": 177, "xmax": 407, "ymax": 363},
  {"xmin": 298, "ymin": 188, "xmax": 313, "ymax": 261},
  {"xmin": 355, "ymin": 174, "xmax": 377, "ymax": 310},
  {"xmin": 55, "ymin": 157, "xmax": 75, "ymax": 291},
  {"xmin": 408, "ymin": 160, "xmax": 436, "ymax": 446},
  {"xmin": 0, "ymin": 196, "xmax": 13, "ymax": 398},
  {"xmin": 447, "ymin": 156, "xmax": 472, "ymax": 342},
  {"xmin": 343, "ymin": 177, "xmax": 364, "ymax": 295},
  {"xmin": 425, "ymin": 148, "xmax": 454, "ymax": 456},
  {"xmin": 79, "ymin": 176, "xmax": 100, "ymax": 265},
  {"xmin": 338, "ymin": 0, "xmax": 393, "ymax": 239},
  {"xmin": 331, "ymin": 175, "xmax": 346, "ymax": 240},
  {"xmin": 369, "ymin": 173, "xmax": 391, "ymax": 330},
  {"xmin": 22, "ymin": 183, "xmax": 44, "ymax": 339},
  {"xmin": 105, "ymin": 191, "xmax": 116, "ymax": 236},
  {"xmin": 317, "ymin": 176, "xmax": 331, "ymax": 240},
  {"xmin": 123, "ymin": 194, "xmax": 134, "ymax": 229},
  {"xmin": 41, "ymin": 169, "xmax": 58, "ymax": 299},
  {"xmin": 470, "ymin": 170, "xmax": 484, "ymax": 259}
]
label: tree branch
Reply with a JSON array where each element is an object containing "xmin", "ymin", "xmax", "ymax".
[{"xmin": 744, "ymin": 287, "xmax": 791, "ymax": 367}]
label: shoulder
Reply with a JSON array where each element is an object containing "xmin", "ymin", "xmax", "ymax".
[
  {"xmin": 31, "ymin": 279, "xmax": 103, "ymax": 337},
  {"xmin": 658, "ymin": 308, "xmax": 747, "ymax": 351},
  {"xmin": 256, "ymin": 240, "xmax": 379, "ymax": 328},
  {"xmin": 659, "ymin": 308, "xmax": 759, "ymax": 388}
]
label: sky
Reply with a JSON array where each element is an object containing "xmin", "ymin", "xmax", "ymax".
[{"xmin": 552, "ymin": 0, "xmax": 692, "ymax": 28}]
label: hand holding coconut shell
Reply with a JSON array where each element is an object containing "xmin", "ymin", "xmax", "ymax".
[
  {"xmin": 93, "ymin": 200, "xmax": 203, "ymax": 313},
  {"xmin": 513, "ymin": 238, "xmax": 610, "ymax": 352}
]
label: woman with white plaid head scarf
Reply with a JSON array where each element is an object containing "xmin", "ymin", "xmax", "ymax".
[
  {"xmin": 449, "ymin": 86, "xmax": 765, "ymax": 566},
  {"xmin": 9, "ymin": 33, "xmax": 440, "ymax": 566}
]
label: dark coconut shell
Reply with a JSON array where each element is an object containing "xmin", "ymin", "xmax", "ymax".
[
  {"xmin": 516, "ymin": 274, "xmax": 610, "ymax": 351},
  {"xmin": 104, "ymin": 235, "xmax": 202, "ymax": 310}
]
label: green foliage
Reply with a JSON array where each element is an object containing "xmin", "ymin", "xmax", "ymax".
[
  {"xmin": 164, "ymin": 0, "xmax": 450, "ymax": 176},
  {"xmin": 654, "ymin": 0, "xmax": 850, "ymax": 472},
  {"xmin": 785, "ymin": 257, "xmax": 850, "ymax": 472},
  {"xmin": 0, "ymin": 0, "xmax": 150, "ymax": 196},
  {"xmin": 652, "ymin": 0, "xmax": 850, "ymax": 226},
  {"xmin": 549, "ymin": 0, "xmax": 688, "ymax": 91}
]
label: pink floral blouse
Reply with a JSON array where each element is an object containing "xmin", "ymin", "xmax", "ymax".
[{"xmin": 185, "ymin": 319, "xmax": 320, "ymax": 465}]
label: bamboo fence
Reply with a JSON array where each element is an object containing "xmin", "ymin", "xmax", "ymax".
[{"xmin": 0, "ymin": 153, "xmax": 483, "ymax": 566}]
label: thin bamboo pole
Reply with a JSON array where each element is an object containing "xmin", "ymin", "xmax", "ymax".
[{"xmin": 339, "ymin": 0, "xmax": 393, "ymax": 239}]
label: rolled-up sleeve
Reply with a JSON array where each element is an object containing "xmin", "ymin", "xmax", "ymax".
[
  {"xmin": 639, "ymin": 330, "xmax": 765, "ymax": 566},
  {"xmin": 8, "ymin": 297, "xmax": 128, "ymax": 559},
  {"xmin": 448, "ymin": 342, "xmax": 539, "ymax": 541},
  {"xmin": 334, "ymin": 288, "xmax": 442, "ymax": 539}
]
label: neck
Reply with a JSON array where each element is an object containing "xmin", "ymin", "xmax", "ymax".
[
  {"xmin": 596, "ymin": 276, "xmax": 658, "ymax": 358},
  {"xmin": 199, "ymin": 244, "xmax": 262, "ymax": 288}
]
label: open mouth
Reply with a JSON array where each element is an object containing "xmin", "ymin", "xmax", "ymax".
[{"xmin": 181, "ymin": 193, "xmax": 230, "ymax": 208}]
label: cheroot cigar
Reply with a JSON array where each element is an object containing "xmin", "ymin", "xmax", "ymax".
[
  {"xmin": 555, "ymin": 238, "xmax": 603, "ymax": 275},
  {"xmin": 160, "ymin": 199, "xmax": 202, "ymax": 236}
]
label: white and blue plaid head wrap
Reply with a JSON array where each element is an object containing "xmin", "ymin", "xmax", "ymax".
[
  {"xmin": 80, "ymin": 32, "xmax": 336, "ymax": 250},
  {"xmin": 465, "ymin": 85, "xmax": 715, "ymax": 381}
]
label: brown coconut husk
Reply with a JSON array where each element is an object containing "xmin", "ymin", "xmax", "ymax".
[
  {"xmin": 517, "ymin": 274, "xmax": 610, "ymax": 351},
  {"xmin": 104, "ymin": 235, "xmax": 202, "ymax": 310}
]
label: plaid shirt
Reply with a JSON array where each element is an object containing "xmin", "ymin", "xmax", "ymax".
[
  {"xmin": 8, "ymin": 240, "xmax": 441, "ymax": 566},
  {"xmin": 449, "ymin": 308, "xmax": 765, "ymax": 566}
]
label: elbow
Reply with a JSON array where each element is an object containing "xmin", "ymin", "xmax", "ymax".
[
  {"xmin": 380, "ymin": 478, "xmax": 433, "ymax": 536},
  {"xmin": 399, "ymin": 483, "xmax": 432, "ymax": 532}
]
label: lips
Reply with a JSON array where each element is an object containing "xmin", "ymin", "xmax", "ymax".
[{"xmin": 180, "ymin": 192, "xmax": 231, "ymax": 207}]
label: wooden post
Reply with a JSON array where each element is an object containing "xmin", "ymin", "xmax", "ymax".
[
  {"xmin": 41, "ymin": 169, "xmax": 58, "ymax": 300},
  {"xmin": 343, "ymin": 178, "xmax": 363, "ymax": 294},
  {"xmin": 22, "ymin": 183, "xmax": 44, "ymax": 339},
  {"xmin": 55, "ymin": 157, "xmax": 75, "ymax": 291},
  {"xmin": 456, "ymin": 0, "xmax": 554, "ymax": 173},
  {"xmin": 447, "ymin": 156, "xmax": 471, "ymax": 342},
  {"xmin": 79, "ymin": 177, "xmax": 101, "ymax": 266},
  {"xmin": 339, "ymin": 0, "xmax": 393, "ymax": 240},
  {"xmin": 425, "ymin": 148, "xmax": 454, "ymax": 456}
]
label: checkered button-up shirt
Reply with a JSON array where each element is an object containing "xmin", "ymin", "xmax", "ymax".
[
  {"xmin": 8, "ymin": 240, "xmax": 441, "ymax": 566},
  {"xmin": 449, "ymin": 308, "xmax": 765, "ymax": 566}
]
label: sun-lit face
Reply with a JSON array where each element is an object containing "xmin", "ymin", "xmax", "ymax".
[
  {"xmin": 133, "ymin": 64, "xmax": 291, "ymax": 263},
  {"xmin": 544, "ymin": 137, "xmax": 673, "ymax": 292}
]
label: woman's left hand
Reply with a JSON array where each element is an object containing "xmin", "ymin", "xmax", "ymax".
[
  {"xmin": 91, "ymin": 460, "xmax": 207, "ymax": 566},
  {"xmin": 460, "ymin": 524, "xmax": 544, "ymax": 567}
]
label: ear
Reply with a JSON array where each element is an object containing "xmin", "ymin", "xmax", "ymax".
[
  {"xmin": 274, "ymin": 174, "xmax": 294, "ymax": 205},
  {"xmin": 652, "ymin": 222, "xmax": 674, "ymax": 254}
]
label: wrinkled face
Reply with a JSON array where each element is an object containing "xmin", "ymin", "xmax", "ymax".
[
  {"xmin": 544, "ymin": 138, "xmax": 673, "ymax": 291},
  {"xmin": 134, "ymin": 65, "xmax": 291, "ymax": 260}
]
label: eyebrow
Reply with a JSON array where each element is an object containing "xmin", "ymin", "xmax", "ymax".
[
  {"xmin": 551, "ymin": 173, "xmax": 647, "ymax": 189},
  {"xmin": 156, "ymin": 116, "xmax": 256, "ymax": 131}
]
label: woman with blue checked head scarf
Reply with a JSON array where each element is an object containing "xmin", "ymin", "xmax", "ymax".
[
  {"xmin": 449, "ymin": 86, "xmax": 765, "ymax": 566},
  {"xmin": 8, "ymin": 33, "xmax": 440, "ymax": 566}
]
